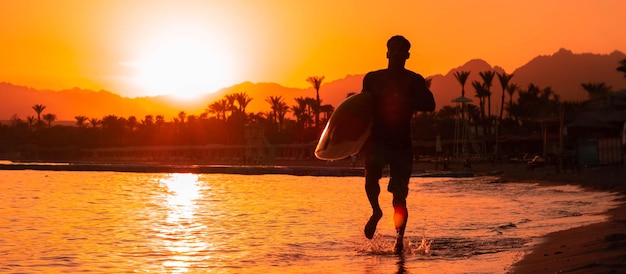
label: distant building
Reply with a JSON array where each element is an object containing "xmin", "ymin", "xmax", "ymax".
[{"xmin": 567, "ymin": 90, "xmax": 626, "ymax": 166}]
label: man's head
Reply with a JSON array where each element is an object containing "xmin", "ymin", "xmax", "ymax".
[
  {"xmin": 387, "ymin": 35, "xmax": 411, "ymax": 51},
  {"xmin": 386, "ymin": 35, "xmax": 410, "ymax": 68}
]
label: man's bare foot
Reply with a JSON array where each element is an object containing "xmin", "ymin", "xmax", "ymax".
[
  {"xmin": 393, "ymin": 238, "xmax": 404, "ymax": 255},
  {"xmin": 364, "ymin": 211, "xmax": 382, "ymax": 239}
]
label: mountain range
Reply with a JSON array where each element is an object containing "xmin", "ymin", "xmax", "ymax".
[{"xmin": 1, "ymin": 48, "xmax": 625, "ymax": 122}]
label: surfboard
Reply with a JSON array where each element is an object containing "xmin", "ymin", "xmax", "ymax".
[{"xmin": 315, "ymin": 92, "xmax": 373, "ymax": 161}]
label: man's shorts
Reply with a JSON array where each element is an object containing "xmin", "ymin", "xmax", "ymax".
[{"xmin": 364, "ymin": 144, "xmax": 413, "ymax": 197}]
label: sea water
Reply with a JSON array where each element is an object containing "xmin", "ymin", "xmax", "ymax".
[{"xmin": 0, "ymin": 170, "xmax": 620, "ymax": 273}]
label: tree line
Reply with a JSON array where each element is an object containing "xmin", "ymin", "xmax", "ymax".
[{"xmin": 2, "ymin": 59, "xmax": 625, "ymax": 158}]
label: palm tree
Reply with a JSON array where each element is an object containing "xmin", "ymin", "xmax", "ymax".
[
  {"xmin": 225, "ymin": 94, "xmax": 238, "ymax": 118},
  {"xmin": 266, "ymin": 95, "xmax": 291, "ymax": 131},
  {"xmin": 292, "ymin": 97, "xmax": 309, "ymax": 128},
  {"xmin": 177, "ymin": 111, "xmax": 187, "ymax": 124},
  {"xmin": 141, "ymin": 115, "xmax": 154, "ymax": 127},
  {"xmin": 505, "ymin": 83, "xmax": 519, "ymax": 119},
  {"xmin": 436, "ymin": 105, "xmax": 458, "ymax": 120},
  {"xmin": 453, "ymin": 71, "xmax": 471, "ymax": 97},
  {"xmin": 617, "ymin": 59, "xmax": 626, "ymax": 78},
  {"xmin": 89, "ymin": 117, "xmax": 101, "ymax": 128},
  {"xmin": 26, "ymin": 116, "xmax": 36, "ymax": 131},
  {"xmin": 186, "ymin": 115, "xmax": 198, "ymax": 125},
  {"xmin": 74, "ymin": 115, "xmax": 88, "ymax": 128},
  {"xmin": 275, "ymin": 101, "xmax": 290, "ymax": 131},
  {"xmin": 101, "ymin": 115, "xmax": 123, "ymax": 129},
  {"xmin": 42, "ymin": 113, "xmax": 56, "ymax": 128},
  {"xmin": 206, "ymin": 99, "xmax": 229, "ymax": 121},
  {"xmin": 101, "ymin": 115, "xmax": 127, "ymax": 145},
  {"xmin": 453, "ymin": 71, "xmax": 471, "ymax": 124},
  {"xmin": 495, "ymin": 72, "xmax": 514, "ymax": 157},
  {"xmin": 496, "ymin": 72, "xmax": 514, "ymax": 121},
  {"xmin": 234, "ymin": 92, "xmax": 253, "ymax": 113},
  {"xmin": 319, "ymin": 103, "xmax": 335, "ymax": 123},
  {"xmin": 126, "ymin": 116, "xmax": 138, "ymax": 132},
  {"xmin": 304, "ymin": 97, "xmax": 317, "ymax": 128},
  {"xmin": 155, "ymin": 115, "xmax": 165, "ymax": 127},
  {"xmin": 466, "ymin": 104, "xmax": 481, "ymax": 136},
  {"xmin": 479, "ymin": 71, "xmax": 495, "ymax": 118},
  {"xmin": 265, "ymin": 95, "xmax": 284, "ymax": 126},
  {"xmin": 471, "ymin": 80, "xmax": 487, "ymax": 121},
  {"xmin": 32, "ymin": 104, "xmax": 46, "ymax": 127},
  {"xmin": 306, "ymin": 76, "xmax": 325, "ymax": 129},
  {"xmin": 581, "ymin": 82, "xmax": 612, "ymax": 101},
  {"xmin": 515, "ymin": 84, "xmax": 560, "ymax": 127},
  {"xmin": 206, "ymin": 102, "xmax": 222, "ymax": 120},
  {"xmin": 479, "ymin": 70, "xmax": 495, "ymax": 135},
  {"xmin": 247, "ymin": 112, "xmax": 266, "ymax": 123}
]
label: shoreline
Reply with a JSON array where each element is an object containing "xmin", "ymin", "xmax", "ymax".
[
  {"xmin": 2, "ymin": 159, "xmax": 625, "ymax": 272},
  {"xmin": 500, "ymin": 164, "xmax": 626, "ymax": 273},
  {"xmin": 0, "ymin": 161, "xmax": 366, "ymax": 177}
]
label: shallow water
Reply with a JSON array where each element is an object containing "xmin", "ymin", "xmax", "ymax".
[{"xmin": 0, "ymin": 170, "xmax": 620, "ymax": 273}]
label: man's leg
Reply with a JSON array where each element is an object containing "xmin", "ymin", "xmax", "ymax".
[
  {"xmin": 392, "ymin": 188, "xmax": 408, "ymax": 254},
  {"xmin": 364, "ymin": 175, "xmax": 382, "ymax": 239},
  {"xmin": 389, "ymin": 150, "xmax": 412, "ymax": 254},
  {"xmin": 364, "ymin": 144, "xmax": 385, "ymax": 239}
]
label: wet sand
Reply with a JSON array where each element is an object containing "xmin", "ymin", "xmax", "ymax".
[
  {"xmin": 491, "ymin": 163, "xmax": 626, "ymax": 273},
  {"xmin": 2, "ymin": 158, "xmax": 625, "ymax": 272},
  {"xmin": 410, "ymin": 160, "xmax": 626, "ymax": 273}
]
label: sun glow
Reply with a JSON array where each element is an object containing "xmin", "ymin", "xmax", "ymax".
[{"xmin": 126, "ymin": 29, "xmax": 237, "ymax": 99}]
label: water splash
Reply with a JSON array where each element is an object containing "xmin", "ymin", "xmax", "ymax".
[
  {"xmin": 356, "ymin": 232, "xmax": 530, "ymax": 260},
  {"xmin": 357, "ymin": 233, "xmax": 433, "ymax": 256},
  {"xmin": 407, "ymin": 233, "xmax": 433, "ymax": 255},
  {"xmin": 357, "ymin": 234, "xmax": 392, "ymax": 255}
]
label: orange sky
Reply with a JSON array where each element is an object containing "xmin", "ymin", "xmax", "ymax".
[{"xmin": 1, "ymin": 0, "xmax": 624, "ymax": 98}]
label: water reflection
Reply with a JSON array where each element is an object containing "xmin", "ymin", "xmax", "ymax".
[
  {"xmin": 162, "ymin": 173, "xmax": 201, "ymax": 221},
  {"xmin": 395, "ymin": 255, "xmax": 407, "ymax": 274},
  {"xmin": 1, "ymin": 172, "xmax": 619, "ymax": 273},
  {"xmin": 156, "ymin": 173, "xmax": 208, "ymax": 273}
]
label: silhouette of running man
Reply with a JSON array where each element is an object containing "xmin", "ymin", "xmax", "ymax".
[{"xmin": 361, "ymin": 35, "xmax": 435, "ymax": 254}]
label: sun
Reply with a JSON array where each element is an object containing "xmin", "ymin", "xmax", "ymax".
[{"xmin": 127, "ymin": 34, "xmax": 236, "ymax": 99}]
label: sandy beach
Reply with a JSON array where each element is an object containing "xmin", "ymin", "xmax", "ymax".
[
  {"xmin": 2, "ymin": 158, "xmax": 625, "ymax": 272},
  {"xmin": 394, "ymin": 159, "xmax": 625, "ymax": 273},
  {"xmin": 491, "ymin": 163, "xmax": 626, "ymax": 273},
  {"xmin": 411, "ymin": 159, "xmax": 626, "ymax": 273},
  {"xmin": 439, "ymin": 160, "xmax": 626, "ymax": 273}
]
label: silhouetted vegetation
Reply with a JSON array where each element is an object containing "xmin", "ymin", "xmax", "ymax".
[
  {"xmin": 1, "ymin": 59, "xmax": 625, "ymax": 163},
  {"xmin": 618, "ymin": 59, "xmax": 626, "ymax": 77}
]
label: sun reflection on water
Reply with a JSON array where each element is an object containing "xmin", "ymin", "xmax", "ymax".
[
  {"xmin": 163, "ymin": 173, "xmax": 201, "ymax": 221},
  {"xmin": 156, "ymin": 173, "xmax": 209, "ymax": 273}
]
